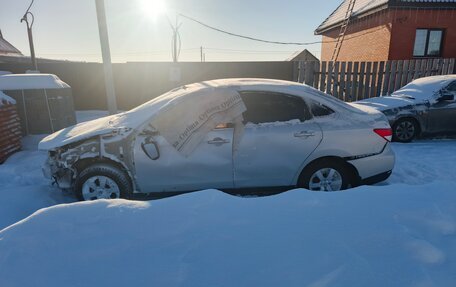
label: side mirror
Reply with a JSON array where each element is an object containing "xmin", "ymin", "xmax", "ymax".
[
  {"xmin": 438, "ymin": 93, "xmax": 454, "ymax": 102},
  {"xmin": 141, "ymin": 139, "xmax": 160, "ymax": 160}
]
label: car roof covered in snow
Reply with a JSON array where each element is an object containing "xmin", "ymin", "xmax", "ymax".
[
  {"xmin": 39, "ymin": 78, "xmax": 376, "ymax": 150},
  {"xmin": 0, "ymin": 74, "xmax": 70, "ymax": 90},
  {"xmin": 391, "ymin": 75, "xmax": 456, "ymax": 100}
]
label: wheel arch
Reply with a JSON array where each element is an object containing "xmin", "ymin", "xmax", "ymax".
[{"xmin": 73, "ymin": 156, "xmax": 136, "ymax": 191}]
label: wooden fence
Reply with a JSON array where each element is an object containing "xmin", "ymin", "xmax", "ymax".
[{"xmin": 295, "ymin": 58, "xmax": 455, "ymax": 102}]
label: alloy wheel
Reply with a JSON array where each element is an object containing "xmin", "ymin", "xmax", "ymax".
[
  {"xmin": 395, "ymin": 120, "xmax": 415, "ymax": 142},
  {"xmin": 82, "ymin": 175, "xmax": 121, "ymax": 200},
  {"xmin": 308, "ymin": 168, "xmax": 343, "ymax": 191}
]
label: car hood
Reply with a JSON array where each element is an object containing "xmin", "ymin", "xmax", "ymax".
[
  {"xmin": 38, "ymin": 113, "xmax": 135, "ymax": 150},
  {"xmin": 354, "ymin": 96, "xmax": 421, "ymax": 112}
]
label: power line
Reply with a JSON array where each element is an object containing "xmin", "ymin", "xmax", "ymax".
[
  {"xmin": 204, "ymin": 47, "xmax": 297, "ymax": 54},
  {"xmin": 179, "ymin": 13, "xmax": 386, "ymax": 46},
  {"xmin": 179, "ymin": 13, "xmax": 322, "ymax": 46}
]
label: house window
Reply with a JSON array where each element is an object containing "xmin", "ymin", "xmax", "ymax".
[{"xmin": 413, "ymin": 29, "xmax": 444, "ymax": 57}]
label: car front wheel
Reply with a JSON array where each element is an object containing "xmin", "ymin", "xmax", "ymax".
[
  {"xmin": 393, "ymin": 118, "xmax": 418, "ymax": 143},
  {"xmin": 299, "ymin": 160, "xmax": 350, "ymax": 191},
  {"xmin": 75, "ymin": 164, "xmax": 132, "ymax": 201}
]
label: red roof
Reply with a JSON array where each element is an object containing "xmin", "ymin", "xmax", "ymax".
[{"xmin": 315, "ymin": 0, "xmax": 456, "ymax": 34}]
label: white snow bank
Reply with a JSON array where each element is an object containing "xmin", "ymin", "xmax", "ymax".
[
  {"xmin": 0, "ymin": 90, "xmax": 15, "ymax": 105},
  {"xmin": 0, "ymin": 134, "xmax": 75, "ymax": 230},
  {"xmin": 1, "ymin": 183, "xmax": 455, "ymax": 287},
  {"xmin": 0, "ymin": 73, "xmax": 70, "ymax": 90},
  {"xmin": 387, "ymin": 140, "xmax": 456, "ymax": 185}
]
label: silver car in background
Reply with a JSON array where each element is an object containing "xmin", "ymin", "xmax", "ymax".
[{"xmin": 39, "ymin": 79, "xmax": 395, "ymax": 200}]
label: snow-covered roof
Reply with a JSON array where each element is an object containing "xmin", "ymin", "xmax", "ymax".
[
  {"xmin": 315, "ymin": 0, "xmax": 456, "ymax": 34},
  {"xmin": 0, "ymin": 34, "xmax": 22, "ymax": 56},
  {"xmin": 0, "ymin": 74, "xmax": 70, "ymax": 90},
  {"xmin": 316, "ymin": 0, "xmax": 389, "ymax": 34},
  {"xmin": 0, "ymin": 91, "xmax": 16, "ymax": 106}
]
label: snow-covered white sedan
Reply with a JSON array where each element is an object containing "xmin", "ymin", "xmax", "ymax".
[
  {"xmin": 39, "ymin": 79, "xmax": 395, "ymax": 200},
  {"xmin": 356, "ymin": 75, "xmax": 456, "ymax": 142}
]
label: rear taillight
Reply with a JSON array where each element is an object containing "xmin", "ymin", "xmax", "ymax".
[{"xmin": 374, "ymin": 128, "xmax": 392, "ymax": 142}]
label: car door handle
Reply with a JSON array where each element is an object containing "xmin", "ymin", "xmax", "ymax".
[
  {"xmin": 207, "ymin": 137, "xmax": 230, "ymax": 145},
  {"xmin": 294, "ymin": 131, "xmax": 315, "ymax": 138}
]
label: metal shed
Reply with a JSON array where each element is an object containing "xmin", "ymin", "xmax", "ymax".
[{"xmin": 0, "ymin": 74, "xmax": 76, "ymax": 135}]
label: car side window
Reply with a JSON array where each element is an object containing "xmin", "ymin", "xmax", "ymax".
[
  {"xmin": 310, "ymin": 101, "xmax": 335, "ymax": 117},
  {"xmin": 240, "ymin": 91, "xmax": 311, "ymax": 124},
  {"xmin": 446, "ymin": 81, "xmax": 456, "ymax": 93}
]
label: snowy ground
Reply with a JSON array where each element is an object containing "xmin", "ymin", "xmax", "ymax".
[{"xmin": 0, "ymin": 111, "xmax": 455, "ymax": 287}]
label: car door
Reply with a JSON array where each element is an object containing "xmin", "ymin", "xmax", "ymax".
[
  {"xmin": 427, "ymin": 80, "xmax": 456, "ymax": 134},
  {"xmin": 133, "ymin": 127, "xmax": 234, "ymax": 193},
  {"xmin": 233, "ymin": 91, "xmax": 323, "ymax": 188}
]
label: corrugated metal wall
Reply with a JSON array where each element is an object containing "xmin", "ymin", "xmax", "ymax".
[
  {"xmin": 0, "ymin": 100, "xmax": 21, "ymax": 163},
  {"xmin": 4, "ymin": 88, "xmax": 77, "ymax": 135}
]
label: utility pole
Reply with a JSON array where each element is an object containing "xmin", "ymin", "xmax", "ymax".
[
  {"xmin": 168, "ymin": 15, "xmax": 182, "ymax": 62},
  {"xmin": 20, "ymin": 2, "xmax": 38, "ymax": 71},
  {"xmin": 172, "ymin": 17, "xmax": 178, "ymax": 62},
  {"xmin": 200, "ymin": 46, "xmax": 203, "ymax": 62},
  {"xmin": 95, "ymin": 0, "xmax": 117, "ymax": 115}
]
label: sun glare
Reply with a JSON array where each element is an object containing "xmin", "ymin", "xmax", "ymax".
[{"xmin": 141, "ymin": 0, "xmax": 167, "ymax": 19}]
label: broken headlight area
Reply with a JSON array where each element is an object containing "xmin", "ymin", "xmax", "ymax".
[{"xmin": 42, "ymin": 150, "xmax": 76, "ymax": 189}]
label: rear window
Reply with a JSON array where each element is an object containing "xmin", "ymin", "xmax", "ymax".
[{"xmin": 310, "ymin": 101, "xmax": 335, "ymax": 117}]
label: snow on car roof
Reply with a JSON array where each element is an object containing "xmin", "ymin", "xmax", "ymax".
[
  {"xmin": 391, "ymin": 75, "xmax": 456, "ymax": 100},
  {"xmin": 121, "ymin": 78, "xmax": 311, "ymax": 126},
  {"xmin": 39, "ymin": 78, "xmax": 375, "ymax": 151},
  {"xmin": 0, "ymin": 73, "xmax": 70, "ymax": 90},
  {"xmin": 0, "ymin": 91, "xmax": 16, "ymax": 106}
]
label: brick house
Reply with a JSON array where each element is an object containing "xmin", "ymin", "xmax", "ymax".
[{"xmin": 315, "ymin": 0, "xmax": 456, "ymax": 62}]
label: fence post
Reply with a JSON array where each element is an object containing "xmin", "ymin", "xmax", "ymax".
[
  {"xmin": 319, "ymin": 62, "xmax": 327, "ymax": 92},
  {"xmin": 352, "ymin": 62, "xmax": 360, "ymax": 101},
  {"xmin": 326, "ymin": 62, "xmax": 333, "ymax": 94},
  {"xmin": 313, "ymin": 61, "xmax": 321, "ymax": 89},
  {"xmin": 357, "ymin": 62, "xmax": 366, "ymax": 101},
  {"xmin": 332, "ymin": 62, "xmax": 340, "ymax": 99},
  {"xmin": 346, "ymin": 62, "xmax": 353, "ymax": 101},
  {"xmin": 376, "ymin": 61, "xmax": 385, "ymax": 97},
  {"xmin": 370, "ymin": 62, "xmax": 378, "ymax": 99}
]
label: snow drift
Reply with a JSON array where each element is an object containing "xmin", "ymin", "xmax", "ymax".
[{"xmin": 1, "ymin": 183, "xmax": 455, "ymax": 287}]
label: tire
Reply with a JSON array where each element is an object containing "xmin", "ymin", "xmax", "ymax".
[
  {"xmin": 393, "ymin": 118, "xmax": 418, "ymax": 143},
  {"xmin": 75, "ymin": 163, "xmax": 132, "ymax": 201},
  {"xmin": 299, "ymin": 160, "xmax": 351, "ymax": 192}
]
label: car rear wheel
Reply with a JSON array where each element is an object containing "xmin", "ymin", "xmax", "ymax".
[
  {"xmin": 75, "ymin": 164, "xmax": 132, "ymax": 201},
  {"xmin": 393, "ymin": 118, "xmax": 418, "ymax": 143},
  {"xmin": 299, "ymin": 160, "xmax": 350, "ymax": 191}
]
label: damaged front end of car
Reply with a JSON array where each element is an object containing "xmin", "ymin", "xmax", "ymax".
[{"xmin": 42, "ymin": 129, "xmax": 138, "ymax": 193}]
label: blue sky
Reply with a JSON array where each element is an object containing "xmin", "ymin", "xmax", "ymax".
[{"xmin": 0, "ymin": 0, "xmax": 341, "ymax": 62}]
